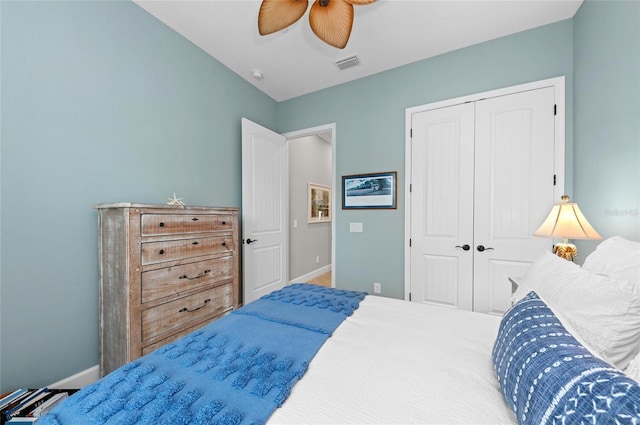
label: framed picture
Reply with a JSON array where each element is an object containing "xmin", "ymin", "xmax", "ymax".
[
  {"xmin": 342, "ymin": 171, "xmax": 397, "ymax": 209},
  {"xmin": 308, "ymin": 183, "xmax": 331, "ymax": 223}
]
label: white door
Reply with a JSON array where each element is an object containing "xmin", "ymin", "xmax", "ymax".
[
  {"xmin": 410, "ymin": 102, "xmax": 475, "ymax": 310},
  {"xmin": 241, "ymin": 118, "xmax": 288, "ymax": 304},
  {"xmin": 473, "ymin": 87, "xmax": 556, "ymax": 314},
  {"xmin": 409, "ymin": 86, "xmax": 558, "ymax": 315}
]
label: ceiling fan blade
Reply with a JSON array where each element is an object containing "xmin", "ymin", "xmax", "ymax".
[
  {"xmin": 309, "ymin": 0, "xmax": 354, "ymax": 49},
  {"xmin": 344, "ymin": 0, "xmax": 376, "ymax": 4},
  {"xmin": 258, "ymin": 0, "xmax": 309, "ymax": 35}
]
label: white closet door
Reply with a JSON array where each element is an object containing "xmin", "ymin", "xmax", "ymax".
[
  {"xmin": 472, "ymin": 87, "xmax": 556, "ymax": 314},
  {"xmin": 410, "ymin": 103, "xmax": 475, "ymax": 309}
]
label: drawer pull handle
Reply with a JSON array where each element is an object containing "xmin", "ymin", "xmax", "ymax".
[
  {"xmin": 192, "ymin": 241, "xmax": 199, "ymax": 246},
  {"xmin": 179, "ymin": 298, "xmax": 211, "ymax": 313},
  {"xmin": 159, "ymin": 249, "xmax": 165, "ymax": 255},
  {"xmin": 192, "ymin": 217, "xmax": 199, "ymax": 221},
  {"xmin": 179, "ymin": 270, "xmax": 211, "ymax": 280},
  {"xmin": 159, "ymin": 222, "xmax": 165, "ymax": 227},
  {"xmin": 222, "ymin": 241, "xmax": 226, "ymax": 246},
  {"xmin": 222, "ymin": 221, "xmax": 226, "ymax": 225}
]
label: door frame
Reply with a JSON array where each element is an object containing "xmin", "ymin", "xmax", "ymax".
[
  {"xmin": 403, "ymin": 76, "xmax": 566, "ymax": 301},
  {"xmin": 283, "ymin": 123, "xmax": 337, "ymax": 288}
]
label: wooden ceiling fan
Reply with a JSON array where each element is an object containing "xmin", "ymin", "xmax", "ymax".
[{"xmin": 258, "ymin": 0, "xmax": 376, "ymax": 49}]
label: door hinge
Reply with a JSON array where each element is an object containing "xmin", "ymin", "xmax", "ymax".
[
  {"xmin": 410, "ymin": 183, "xmax": 412, "ymax": 193},
  {"xmin": 409, "ymin": 238, "xmax": 412, "ymax": 247},
  {"xmin": 554, "ymin": 104, "xmax": 557, "ymax": 115},
  {"xmin": 553, "ymin": 174, "xmax": 557, "ymax": 186},
  {"xmin": 409, "ymin": 292, "xmax": 412, "ymax": 302},
  {"xmin": 410, "ymin": 128, "xmax": 413, "ymax": 138}
]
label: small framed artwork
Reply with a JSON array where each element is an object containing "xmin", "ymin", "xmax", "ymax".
[
  {"xmin": 308, "ymin": 183, "xmax": 331, "ymax": 223},
  {"xmin": 342, "ymin": 171, "xmax": 397, "ymax": 209}
]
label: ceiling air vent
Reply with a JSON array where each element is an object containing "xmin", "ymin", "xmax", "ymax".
[{"xmin": 335, "ymin": 55, "xmax": 360, "ymax": 70}]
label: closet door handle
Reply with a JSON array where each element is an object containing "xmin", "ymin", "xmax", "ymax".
[
  {"xmin": 455, "ymin": 244, "xmax": 471, "ymax": 251},
  {"xmin": 477, "ymin": 245, "xmax": 494, "ymax": 252}
]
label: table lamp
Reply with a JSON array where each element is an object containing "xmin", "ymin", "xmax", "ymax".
[{"xmin": 533, "ymin": 195, "xmax": 602, "ymax": 261}]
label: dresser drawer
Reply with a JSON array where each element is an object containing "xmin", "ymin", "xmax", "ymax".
[
  {"xmin": 141, "ymin": 257, "xmax": 234, "ymax": 303},
  {"xmin": 141, "ymin": 236, "xmax": 232, "ymax": 265},
  {"xmin": 141, "ymin": 213, "xmax": 234, "ymax": 236},
  {"xmin": 141, "ymin": 284, "xmax": 233, "ymax": 342}
]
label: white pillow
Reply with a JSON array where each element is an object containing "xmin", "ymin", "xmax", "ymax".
[
  {"xmin": 583, "ymin": 236, "xmax": 640, "ymax": 283},
  {"xmin": 626, "ymin": 351, "xmax": 640, "ymax": 383},
  {"xmin": 511, "ymin": 251, "xmax": 579, "ymax": 303},
  {"xmin": 521, "ymin": 250, "xmax": 581, "ymax": 289},
  {"xmin": 519, "ymin": 251, "xmax": 640, "ymax": 370}
]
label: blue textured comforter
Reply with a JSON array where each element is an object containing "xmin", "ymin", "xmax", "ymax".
[{"xmin": 39, "ymin": 284, "xmax": 366, "ymax": 425}]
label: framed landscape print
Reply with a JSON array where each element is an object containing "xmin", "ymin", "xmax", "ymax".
[
  {"xmin": 342, "ymin": 172, "xmax": 397, "ymax": 209},
  {"xmin": 308, "ymin": 183, "xmax": 331, "ymax": 223}
]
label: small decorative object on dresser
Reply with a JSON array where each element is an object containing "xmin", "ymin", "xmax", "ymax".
[
  {"xmin": 167, "ymin": 193, "xmax": 185, "ymax": 206},
  {"xmin": 93, "ymin": 203, "xmax": 240, "ymax": 376}
]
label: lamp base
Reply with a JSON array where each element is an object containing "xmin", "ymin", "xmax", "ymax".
[{"xmin": 553, "ymin": 243, "xmax": 577, "ymax": 261}]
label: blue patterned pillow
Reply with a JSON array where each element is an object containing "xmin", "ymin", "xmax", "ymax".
[{"xmin": 492, "ymin": 291, "xmax": 640, "ymax": 424}]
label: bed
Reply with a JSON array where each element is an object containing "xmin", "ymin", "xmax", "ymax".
[{"xmin": 39, "ymin": 236, "xmax": 640, "ymax": 425}]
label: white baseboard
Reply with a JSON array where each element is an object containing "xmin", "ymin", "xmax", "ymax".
[
  {"xmin": 290, "ymin": 264, "xmax": 331, "ymax": 284},
  {"xmin": 49, "ymin": 365, "xmax": 100, "ymax": 389}
]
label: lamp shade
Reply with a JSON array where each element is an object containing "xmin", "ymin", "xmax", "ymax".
[{"xmin": 534, "ymin": 195, "xmax": 602, "ymax": 240}]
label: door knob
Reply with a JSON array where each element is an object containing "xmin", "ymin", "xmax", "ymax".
[
  {"xmin": 455, "ymin": 244, "xmax": 471, "ymax": 251},
  {"xmin": 477, "ymin": 245, "xmax": 494, "ymax": 252},
  {"xmin": 245, "ymin": 238, "xmax": 258, "ymax": 244}
]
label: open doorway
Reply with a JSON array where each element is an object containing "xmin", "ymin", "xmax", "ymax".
[
  {"xmin": 241, "ymin": 119, "xmax": 335, "ymax": 304},
  {"xmin": 285, "ymin": 124, "xmax": 335, "ymax": 288}
]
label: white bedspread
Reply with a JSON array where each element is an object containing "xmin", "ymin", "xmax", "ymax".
[{"xmin": 269, "ymin": 295, "xmax": 516, "ymax": 424}]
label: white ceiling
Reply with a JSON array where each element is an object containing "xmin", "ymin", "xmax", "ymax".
[{"xmin": 134, "ymin": 0, "xmax": 583, "ymax": 102}]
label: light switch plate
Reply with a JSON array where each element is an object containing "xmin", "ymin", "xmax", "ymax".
[{"xmin": 350, "ymin": 222, "xmax": 363, "ymax": 232}]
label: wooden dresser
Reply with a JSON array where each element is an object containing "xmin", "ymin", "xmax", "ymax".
[{"xmin": 94, "ymin": 203, "xmax": 240, "ymax": 376}]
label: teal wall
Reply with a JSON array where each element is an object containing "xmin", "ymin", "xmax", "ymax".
[
  {"xmin": 1, "ymin": 0, "xmax": 638, "ymax": 393},
  {"xmin": 278, "ymin": 20, "xmax": 575, "ymax": 298},
  {"xmin": 573, "ymin": 0, "xmax": 640, "ymax": 258},
  {"xmin": 0, "ymin": 1, "xmax": 277, "ymax": 391}
]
